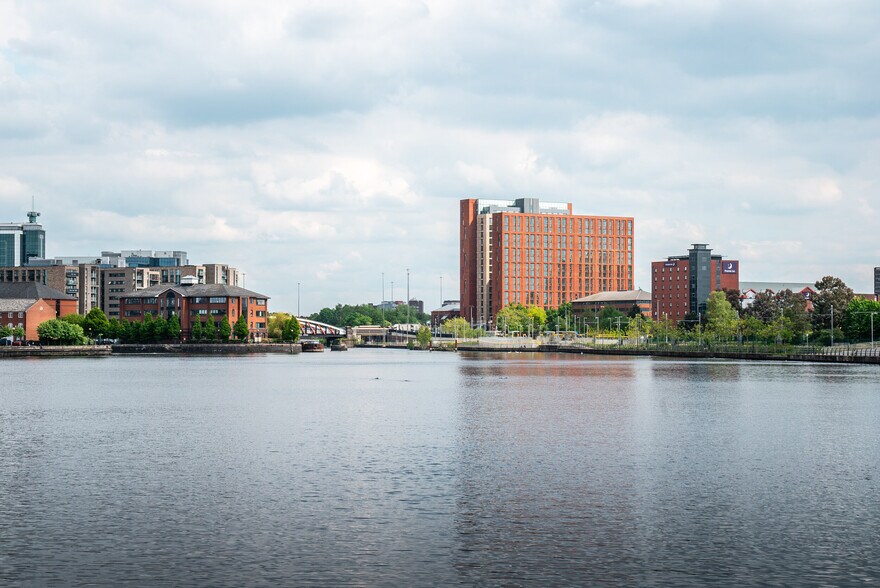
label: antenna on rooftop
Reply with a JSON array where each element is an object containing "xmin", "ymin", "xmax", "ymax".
[{"xmin": 27, "ymin": 196, "xmax": 40, "ymax": 224}]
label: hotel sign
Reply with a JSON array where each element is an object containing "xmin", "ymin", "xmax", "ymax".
[
  {"xmin": 664, "ymin": 261, "xmax": 677, "ymax": 267},
  {"xmin": 722, "ymin": 261, "xmax": 738, "ymax": 274}
]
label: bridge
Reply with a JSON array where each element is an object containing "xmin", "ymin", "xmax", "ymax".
[{"xmin": 298, "ymin": 317, "xmax": 347, "ymax": 339}]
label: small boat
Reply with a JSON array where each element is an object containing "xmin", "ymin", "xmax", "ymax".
[
  {"xmin": 330, "ymin": 341, "xmax": 348, "ymax": 351},
  {"xmin": 301, "ymin": 340, "xmax": 325, "ymax": 352}
]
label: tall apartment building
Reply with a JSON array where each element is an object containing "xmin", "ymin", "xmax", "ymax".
[
  {"xmin": 103, "ymin": 250, "xmax": 189, "ymax": 267},
  {"xmin": 204, "ymin": 264, "xmax": 240, "ymax": 286},
  {"xmin": 875, "ymin": 267, "xmax": 879, "ymax": 296},
  {"xmin": 460, "ymin": 198, "xmax": 634, "ymax": 328},
  {"xmin": 0, "ymin": 262, "xmax": 101, "ymax": 315},
  {"xmin": 0, "ymin": 210, "xmax": 45, "ymax": 267},
  {"xmin": 651, "ymin": 244, "xmax": 739, "ymax": 324}
]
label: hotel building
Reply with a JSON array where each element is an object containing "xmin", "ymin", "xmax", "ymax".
[
  {"xmin": 651, "ymin": 244, "xmax": 739, "ymax": 324},
  {"xmin": 460, "ymin": 198, "xmax": 634, "ymax": 328}
]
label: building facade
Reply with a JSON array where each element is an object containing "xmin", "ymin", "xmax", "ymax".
[
  {"xmin": 572, "ymin": 289, "xmax": 652, "ymax": 316},
  {"xmin": 0, "ymin": 210, "xmax": 45, "ymax": 267},
  {"xmin": 651, "ymin": 244, "xmax": 739, "ymax": 323},
  {"xmin": 118, "ymin": 281, "xmax": 269, "ymax": 340},
  {"xmin": 460, "ymin": 198, "xmax": 634, "ymax": 328},
  {"xmin": 0, "ymin": 282, "xmax": 77, "ymax": 341},
  {"xmin": 875, "ymin": 267, "xmax": 880, "ymax": 296}
]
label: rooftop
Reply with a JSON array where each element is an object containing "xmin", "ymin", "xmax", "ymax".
[
  {"xmin": 0, "ymin": 298, "xmax": 39, "ymax": 312},
  {"xmin": 120, "ymin": 283, "xmax": 269, "ymax": 299},
  {"xmin": 740, "ymin": 281, "xmax": 815, "ymax": 294},
  {"xmin": 0, "ymin": 282, "xmax": 75, "ymax": 301},
  {"xmin": 572, "ymin": 289, "xmax": 652, "ymax": 303}
]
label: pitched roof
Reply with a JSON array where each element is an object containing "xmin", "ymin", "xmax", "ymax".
[
  {"xmin": 119, "ymin": 283, "xmax": 269, "ymax": 299},
  {"xmin": 572, "ymin": 289, "xmax": 652, "ymax": 304},
  {"xmin": 0, "ymin": 282, "xmax": 75, "ymax": 301},
  {"xmin": 0, "ymin": 298, "xmax": 38, "ymax": 312},
  {"xmin": 740, "ymin": 281, "xmax": 815, "ymax": 294}
]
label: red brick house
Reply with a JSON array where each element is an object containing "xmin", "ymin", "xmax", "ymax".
[
  {"xmin": 118, "ymin": 279, "xmax": 269, "ymax": 341},
  {"xmin": 0, "ymin": 282, "xmax": 78, "ymax": 341}
]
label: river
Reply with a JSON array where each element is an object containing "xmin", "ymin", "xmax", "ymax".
[{"xmin": 1, "ymin": 349, "xmax": 878, "ymax": 586}]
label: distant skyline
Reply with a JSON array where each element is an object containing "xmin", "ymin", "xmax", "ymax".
[{"xmin": 1, "ymin": 1, "xmax": 878, "ymax": 313}]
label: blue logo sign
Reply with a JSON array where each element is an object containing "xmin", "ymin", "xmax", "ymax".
[{"xmin": 722, "ymin": 261, "xmax": 738, "ymax": 274}]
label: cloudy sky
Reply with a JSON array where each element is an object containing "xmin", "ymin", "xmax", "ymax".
[{"xmin": 1, "ymin": 0, "xmax": 878, "ymax": 312}]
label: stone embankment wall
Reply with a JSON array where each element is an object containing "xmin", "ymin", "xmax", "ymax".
[
  {"xmin": 0, "ymin": 345, "xmax": 112, "ymax": 358},
  {"xmin": 111, "ymin": 343, "xmax": 301, "ymax": 354}
]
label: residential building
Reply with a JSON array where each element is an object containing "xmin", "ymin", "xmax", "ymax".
[
  {"xmin": 118, "ymin": 279, "xmax": 269, "ymax": 340},
  {"xmin": 204, "ymin": 264, "xmax": 240, "ymax": 286},
  {"xmin": 0, "ymin": 263, "xmax": 102, "ymax": 315},
  {"xmin": 408, "ymin": 299, "xmax": 424, "ymax": 314},
  {"xmin": 0, "ymin": 209, "xmax": 45, "ymax": 267},
  {"xmin": 740, "ymin": 282, "xmax": 816, "ymax": 311},
  {"xmin": 572, "ymin": 289, "xmax": 652, "ymax": 317},
  {"xmin": 651, "ymin": 244, "xmax": 739, "ymax": 323},
  {"xmin": 460, "ymin": 197, "xmax": 634, "ymax": 328},
  {"xmin": 875, "ymin": 267, "xmax": 880, "ymax": 296},
  {"xmin": 0, "ymin": 282, "xmax": 77, "ymax": 341}
]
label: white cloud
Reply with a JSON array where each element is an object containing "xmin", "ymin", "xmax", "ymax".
[{"xmin": 1, "ymin": 0, "xmax": 879, "ymax": 309}]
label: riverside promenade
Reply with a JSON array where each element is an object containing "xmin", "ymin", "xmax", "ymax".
[{"xmin": 0, "ymin": 343, "xmax": 301, "ymax": 358}]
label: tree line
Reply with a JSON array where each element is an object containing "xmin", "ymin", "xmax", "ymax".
[{"xmin": 310, "ymin": 303, "xmax": 430, "ymax": 327}]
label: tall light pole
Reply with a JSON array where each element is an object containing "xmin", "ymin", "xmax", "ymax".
[
  {"xmin": 440, "ymin": 275, "xmax": 443, "ymax": 306},
  {"xmin": 406, "ymin": 268, "xmax": 410, "ymax": 325},
  {"xmin": 381, "ymin": 273, "xmax": 385, "ymax": 328},
  {"xmin": 830, "ymin": 304, "xmax": 834, "ymax": 347},
  {"xmin": 297, "ymin": 282, "xmax": 300, "ymax": 317}
]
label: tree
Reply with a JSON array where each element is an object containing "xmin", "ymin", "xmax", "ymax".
[
  {"xmin": 597, "ymin": 306, "xmax": 625, "ymax": 332},
  {"xmin": 0, "ymin": 325, "xmax": 11, "ymax": 338},
  {"xmin": 234, "ymin": 314, "xmax": 249, "ymax": 341},
  {"xmin": 416, "ymin": 326, "xmax": 432, "ymax": 349},
  {"xmin": 526, "ymin": 306, "xmax": 547, "ymax": 333},
  {"xmin": 812, "ymin": 276, "xmax": 854, "ymax": 331},
  {"xmin": 61, "ymin": 313, "xmax": 85, "ymax": 327},
  {"xmin": 496, "ymin": 305, "xmax": 527, "ymax": 334},
  {"xmin": 268, "ymin": 312, "xmax": 290, "ymax": 339},
  {"xmin": 219, "ymin": 316, "xmax": 232, "ymax": 341},
  {"xmin": 441, "ymin": 317, "xmax": 473, "ymax": 338},
  {"xmin": 723, "ymin": 288, "xmax": 743, "ymax": 314},
  {"xmin": 106, "ymin": 318, "xmax": 123, "ymax": 340},
  {"xmin": 82, "ymin": 308, "xmax": 110, "ymax": 339},
  {"xmin": 12, "ymin": 326, "xmax": 25, "ymax": 341},
  {"xmin": 190, "ymin": 319, "xmax": 203, "ymax": 341},
  {"xmin": 744, "ymin": 290, "xmax": 777, "ymax": 323},
  {"xmin": 203, "ymin": 319, "xmax": 216, "ymax": 341},
  {"xmin": 706, "ymin": 291, "xmax": 738, "ymax": 340},
  {"xmin": 167, "ymin": 315, "xmax": 181, "ymax": 341},
  {"xmin": 843, "ymin": 298, "xmax": 880, "ymax": 342},
  {"xmin": 281, "ymin": 316, "xmax": 301, "ymax": 343},
  {"xmin": 38, "ymin": 319, "xmax": 85, "ymax": 345}
]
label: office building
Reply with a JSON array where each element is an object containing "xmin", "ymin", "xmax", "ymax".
[
  {"xmin": 460, "ymin": 198, "xmax": 634, "ymax": 328},
  {"xmin": 0, "ymin": 209, "xmax": 45, "ymax": 267},
  {"xmin": 651, "ymin": 244, "xmax": 739, "ymax": 323},
  {"xmin": 118, "ymin": 278, "xmax": 269, "ymax": 341},
  {"xmin": 103, "ymin": 250, "xmax": 189, "ymax": 268},
  {"xmin": 0, "ymin": 282, "xmax": 77, "ymax": 341}
]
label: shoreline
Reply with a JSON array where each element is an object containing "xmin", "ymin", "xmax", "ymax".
[{"xmin": 0, "ymin": 343, "xmax": 302, "ymax": 358}]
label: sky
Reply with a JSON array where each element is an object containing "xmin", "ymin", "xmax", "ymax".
[{"xmin": 1, "ymin": 0, "xmax": 878, "ymax": 314}]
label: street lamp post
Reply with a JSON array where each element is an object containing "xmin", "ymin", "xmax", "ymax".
[
  {"xmin": 297, "ymin": 282, "xmax": 300, "ymax": 317},
  {"xmin": 406, "ymin": 268, "xmax": 410, "ymax": 326}
]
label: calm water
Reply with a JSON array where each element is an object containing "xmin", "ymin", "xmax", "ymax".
[{"xmin": 1, "ymin": 350, "xmax": 878, "ymax": 586}]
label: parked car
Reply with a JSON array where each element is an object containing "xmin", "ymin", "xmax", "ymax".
[{"xmin": 0, "ymin": 337, "xmax": 12, "ymax": 346}]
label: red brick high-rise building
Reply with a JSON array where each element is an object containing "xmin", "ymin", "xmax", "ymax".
[
  {"xmin": 460, "ymin": 198, "xmax": 634, "ymax": 328},
  {"xmin": 651, "ymin": 244, "xmax": 739, "ymax": 324}
]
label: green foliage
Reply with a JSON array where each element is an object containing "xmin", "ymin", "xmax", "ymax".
[
  {"xmin": 190, "ymin": 319, "xmax": 203, "ymax": 341},
  {"xmin": 0, "ymin": 325, "xmax": 11, "ymax": 338},
  {"xmin": 441, "ymin": 317, "xmax": 473, "ymax": 337},
  {"xmin": 106, "ymin": 318, "xmax": 123, "ymax": 339},
  {"xmin": 37, "ymin": 319, "xmax": 85, "ymax": 345},
  {"xmin": 268, "ymin": 312, "xmax": 290, "ymax": 339},
  {"xmin": 416, "ymin": 326, "xmax": 432, "ymax": 349},
  {"xmin": 310, "ymin": 303, "xmax": 429, "ymax": 328},
  {"xmin": 812, "ymin": 276, "xmax": 854, "ymax": 331},
  {"xmin": 281, "ymin": 316, "xmax": 301, "ymax": 343},
  {"xmin": 234, "ymin": 313, "xmax": 249, "ymax": 340},
  {"xmin": 203, "ymin": 319, "xmax": 216, "ymax": 340},
  {"xmin": 706, "ymin": 291, "xmax": 738, "ymax": 339},
  {"xmin": 82, "ymin": 308, "xmax": 110, "ymax": 338},
  {"xmin": 842, "ymin": 298, "xmax": 880, "ymax": 342},
  {"xmin": 167, "ymin": 315, "xmax": 181, "ymax": 341},
  {"xmin": 597, "ymin": 306, "xmax": 626, "ymax": 331},
  {"xmin": 219, "ymin": 316, "xmax": 232, "ymax": 341},
  {"xmin": 12, "ymin": 326, "xmax": 25, "ymax": 340},
  {"xmin": 61, "ymin": 313, "xmax": 85, "ymax": 327}
]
